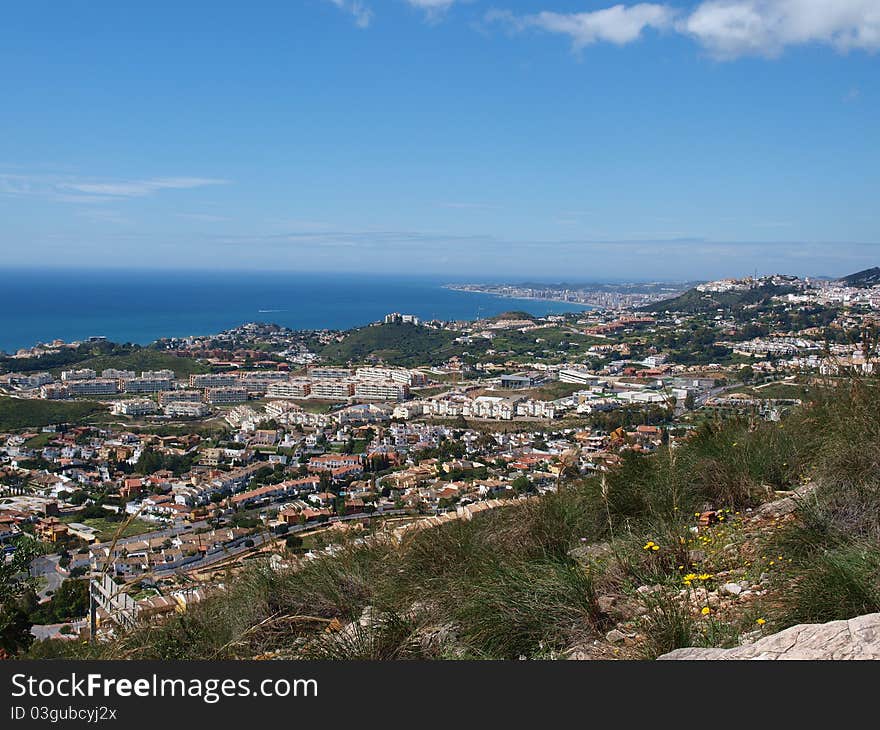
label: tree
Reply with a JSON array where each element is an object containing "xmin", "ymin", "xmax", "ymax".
[
  {"xmin": 0, "ymin": 535, "xmax": 41, "ymax": 654},
  {"xmin": 0, "ymin": 605, "xmax": 33, "ymax": 656},
  {"xmin": 684, "ymin": 391, "xmax": 696, "ymax": 410},
  {"xmin": 511, "ymin": 476, "xmax": 530, "ymax": 494}
]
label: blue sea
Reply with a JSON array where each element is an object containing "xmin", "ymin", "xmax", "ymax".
[{"xmin": 0, "ymin": 269, "xmax": 590, "ymax": 353}]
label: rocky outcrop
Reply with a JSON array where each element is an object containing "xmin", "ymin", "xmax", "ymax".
[
  {"xmin": 659, "ymin": 613, "xmax": 880, "ymax": 660},
  {"xmin": 754, "ymin": 483, "xmax": 817, "ymax": 520}
]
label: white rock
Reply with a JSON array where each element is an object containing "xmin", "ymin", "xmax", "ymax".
[
  {"xmin": 606, "ymin": 629, "xmax": 628, "ymax": 644},
  {"xmin": 720, "ymin": 582, "xmax": 743, "ymax": 596}
]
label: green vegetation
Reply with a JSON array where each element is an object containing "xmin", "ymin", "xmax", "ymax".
[
  {"xmin": 60, "ymin": 515, "xmax": 155, "ymax": 542},
  {"xmin": 24, "ymin": 432, "xmax": 54, "ymax": 449},
  {"xmin": 840, "ymin": 266, "xmax": 880, "ymax": 288},
  {"xmin": 640, "ymin": 283, "xmax": 795, "ymax": 314},
  {"xmin": 71, "ymin": 349, "xmax": 209, "ymax": 377},
  {"xmin": 0, "ymin": 396, "xmax": 105, "ymax": 430},
  {"xmin": 0, "ymin": 341, "xmax": 208, "ymax": 377},
  {"xmin": 0, "ymin": 535, "xmax": 42, "ymax": 655},
  {"xmin": 25, "ymin": 376, "xmax": 880, "ymax": 661},
  {"xmin": 488, "ymin": 310, "xmax": 536, "ymax": 321},
  {"xmin": 481, "ymin": 381, "xmax": 584, "ymax": 401},
  {"xmin": 484, "ymin": 326, "xmax": 602, "ymax": 364},
  {"xmin": 320, "ymin": 323, "xmax": 458, "ymax": 366},
  {"xmin": 134, "ymin": 447, "xmax": 197, "ymax": 477},
  {"xmin": 29, "ymin": 579, "xmax": 89, "ymax": 624}
]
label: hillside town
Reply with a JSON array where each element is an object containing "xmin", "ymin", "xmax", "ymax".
[{"xmin": 1, "ymin": 269, "xmax": 879, "ymax": 645}]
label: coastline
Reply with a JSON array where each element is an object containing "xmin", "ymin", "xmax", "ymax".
[
  {"xmin": 0, "ymin": 273, "xmax": 594, "ymax": 353},
  {"xmin": 443, "ymin": 284, "xmax": 597, "ymax": 310}
]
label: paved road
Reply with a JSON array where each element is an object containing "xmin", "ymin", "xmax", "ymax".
[
  {"xmin": 31, "ymin": 619, "xmax": 88, "ymax": 641},
  {"xmin": 30, "ymin": 554, "xmax": 65, "ymax": 600},
  {"xmin": 92, "ymin": 519, "xmax": 209, "ymax": 549},
  {"xmin": 161, "ymin": 508, "xmax": 407, "ymax": 574}
]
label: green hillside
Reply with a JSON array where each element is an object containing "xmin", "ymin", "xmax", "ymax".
[
  {"xmin": 639, "ymin": 283, "xmax": 795, "ymax": 314},
  {"xmin": 1, "ymin": 342, "xmax": 209, "ymax": 377},
  {"xmin": 70, "ymin": 349, "xmax": 209, "ymax": 377},
  {"xmin": 839, "ymin": 266, "xmax": 880, "ymax": 288},
  {"xmin": 0, "ymin": 396, "xmax": 105, "ymax": 431},
  {"xmin": 488, "ymin": 310, "xmax": 536, "ymax": 321},
  {"xmin": 320, "ymin": 323, "xmax": 458, "ymax": 366},
  {"xmin": 36, "ymin": 379, "xmax": 880, "ymax": 660}
]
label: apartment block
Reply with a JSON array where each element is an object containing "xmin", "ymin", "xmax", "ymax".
[
  {"xmin": 354, "ymin": 380, "xmax": 409, "ymax": 401},
  {"xmin": 66, "ymin": 379, "xmax": 119, "ymax": 396},
  {"xmin": 307, "ymin": 366, "xmax": 353, "ymax": 380},
  {"xmin": 204, "ymin": 386, "xmax": 249, "ymax": 404},
  {"xmin": 266, "ymin": 379, "xmax": 312, "ymax": 399},
  {"xmin": 163, "ymin": 401, "xmax": 211, "ymax": 418},
  {"xmin": 121, "ymin": 377, "xmax": 174, "ymax": 393},
  {"xmin": 190, "ymin": 373, "xmax": 239, "ymax": 388},
  {"xmin": 158, "ymin": 390, "xmax": 202, "ymax": 406},
  {"xmin": 61, "ymin": 368, "xmax": 96, "ymax": 381},
  {"xmin": 310, "ymin": 380, "xmax": 356, "ymax": 399},
  {"xmin": 112, "ymin": 399, "xmax": 159, "ymax": 416}
]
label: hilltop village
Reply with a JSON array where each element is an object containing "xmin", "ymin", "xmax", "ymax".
[{"xmin": 1, "ymin": 269, "xmax": 878, "ymax": 644}]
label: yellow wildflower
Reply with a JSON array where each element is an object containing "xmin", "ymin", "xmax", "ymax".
[
  {"xmin": 701, "ymin": 607, "xmax": 711, "ymax": 615},
  {"xmin": 756, "ymin": 618, "xmax": 766, "ymax": 625}
]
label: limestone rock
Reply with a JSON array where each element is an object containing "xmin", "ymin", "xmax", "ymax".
[
  {"xmin": 755, "ymin": 483, "xmax": 817, "ymax": 519},
  {"xmin": 568, "ymin": 542, "xmax": 613, "ymax": 565},
  {"xmin": 605, "ymin": 629, "xmax": 628, "ymax": 644},
  {"xmin": 659, "ymin": 613, "xmax": 880, "ymax": 660}
]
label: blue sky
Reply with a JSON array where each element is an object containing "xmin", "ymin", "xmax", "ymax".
[{"xmin": 1, "ymin": 0, "xmax": 878, "ymax": 280}]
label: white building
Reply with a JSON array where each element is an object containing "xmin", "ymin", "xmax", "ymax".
[
  {"xmin": 158, "ymin": 390, "xmax": 202, "ymax": 405},
  {"xmin": 267, "ymin": 380, "xmax": 312, "ymax": 399},
  {"xmin": 354, "ymin": 380, "xmax": 409, "ymax": 401},
  {"xmin": 311, "ymin": 380, "xmax": 356, "ymax": 399},
  {"xmin": 355, "ymin": 367, "xmax": 427, "ymax": 386},
  {"xmin": 307, "ymin": 367, "xmax": 353, "ymax": 380},
  {"xmin": 122, "ymin": 377, "xmax": 174, "ymax": 393},
  {"xmin": 102, "ymin": 369, "xmax": 136, "ymax": 380},
  {"xmin": 205, "ymin": 386, "xmax": 248, "ymax": 404},
  {"xmin": 163, "ymin": 401, "xmax": 211, "ymax": 418},
  {"xmin": 190, "ymin": 373, "xmax": 238, "ymax": 388},
  {"xmin": 112, "ymin": 399, "xmax": 159, "ymax": 416},
  {"xmin": 67, "ymin": 379, "xmax": 118, "ymax": 396},
  {"xmin": 61, "ymin": 368, "xmax": 96, "ymax": 381}
]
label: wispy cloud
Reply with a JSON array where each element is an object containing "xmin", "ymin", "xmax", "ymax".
[
  {"xmin": 439, "ymin": 201, "xmax": 502, "ymax": 210},
  {"xmin": 325, "ymin": 0, "xmax": 373, "ymax": 28},
  {"xmin": 487, "ymin": 4, "xmax": 675, "ymax": 49},
  {"xmin": 75, "ymin": 209, "xmax": 133, "ymax": 225},
  {"xmin": 487, "ymin": 1, "xmax": 880, "ymax": 59},
  {"xmin": 404, "ymin": 0, "xmax": 461, "ymax": 21},
  {"xmin": 177, "ymin": 213, "xmax": 232, "ymax": 223},
  {"xmin": 0, "ymin": 173, "xmax": 228, "ymax": 203}
]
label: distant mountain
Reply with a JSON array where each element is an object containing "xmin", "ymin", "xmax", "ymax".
[
  {"xmin": 638, "ymin": 282, "xmax": 796, "ymax": 314},
  {"xmin": 838, "ymin": 267, "xmax": 880, "ymax": 288}
]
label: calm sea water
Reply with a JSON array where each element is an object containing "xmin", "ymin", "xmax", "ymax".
[{"xmin": 0, "ymin": 269, "xmax": 590, "ymax": 353}]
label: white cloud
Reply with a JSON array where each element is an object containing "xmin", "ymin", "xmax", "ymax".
[
  {"xmin": 405, "ymin": 0, "xmax": 459, "ymax": 13},
  {"xmin": 682, "ymin": 0, "xmax": 880, "ymax": 58},
  {"xmin": 0, "ymin": 173, "xmax": 227, "ymax": 203},
  {"xmin": 325, "ymin": 0, "xmax": 373, "ymax": 28},
  {"xmin": 487, "ymin": 4, "xmax": 676, "ymax": 49},
  {"xmin": 61, "ymin": 177, "xmax": 227, "ymax": 198},
  {"xmin": 488, "ymin": 1, "xmax": 880, "ymax": 58}
]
